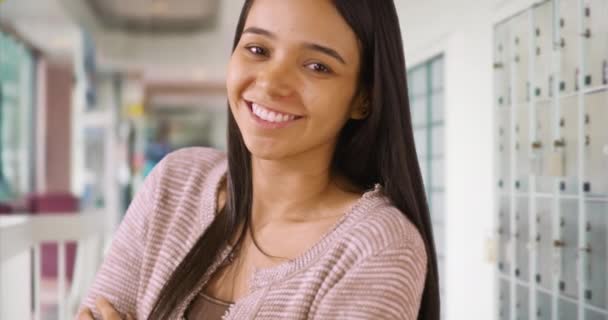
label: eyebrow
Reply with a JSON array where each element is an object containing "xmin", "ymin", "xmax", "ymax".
[{"xmin": 242, "ymin": 27, "xmax": 347, "ymax": 65}]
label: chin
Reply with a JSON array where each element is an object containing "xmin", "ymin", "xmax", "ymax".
[
  {"xmin": 249, "ymin": 145, "xmax": 296, "ymax": 161},
  {"xmin": 243, "ymin": 138, "xmax": 291, "ymax": 161}
]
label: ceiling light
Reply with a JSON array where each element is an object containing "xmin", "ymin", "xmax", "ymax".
[
  {"xmin": 150, "ymin": 1, "xmax": 169, "ymax": 15},
  {"xmin": 51, "ymin": 37, "xmax": 71, "ymax": 50},
  {"xmin": 191, "ymin": 69, "xmax": 206, "ymax": 81}
]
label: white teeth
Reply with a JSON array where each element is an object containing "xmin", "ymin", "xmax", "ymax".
[{"xmin": 251, "ymin": 103, "xmax": 297, "ymax": 123}]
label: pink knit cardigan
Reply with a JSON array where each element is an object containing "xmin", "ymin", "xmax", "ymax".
[{"xmin": 78, "ymin": 147, "xmax": 427, "ymax": 319}]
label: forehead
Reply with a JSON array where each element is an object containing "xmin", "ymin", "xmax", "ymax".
[{"xmin": 244, "ymin": 0, "xmax": 360, "ymax": 58}]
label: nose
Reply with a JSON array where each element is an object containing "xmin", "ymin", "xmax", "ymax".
[{"xmin": 255, "ymin": 58, "xmax": 296, "ymax": 99}]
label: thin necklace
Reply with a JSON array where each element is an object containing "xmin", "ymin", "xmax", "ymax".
[
  {"xmin": 219, "ymin": 221, "xmax": 293, "ymax": 302},
  {"xmin": 247, "ymin": 218, "xmax": 293, "ymax": 261}
]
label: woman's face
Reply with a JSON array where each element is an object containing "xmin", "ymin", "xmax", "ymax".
[{"xmin": 226, "ymin": 0, "xmax": 362, "ymax": 161}]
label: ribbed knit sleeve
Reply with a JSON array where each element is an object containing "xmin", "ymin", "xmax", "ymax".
[
  {"xmin": 312, "ymin": 239, "xmax": 428, "ymax": 320},
  {"xmin": 76, "ymin": 158, "xmax": 165, "ymax": 320}
]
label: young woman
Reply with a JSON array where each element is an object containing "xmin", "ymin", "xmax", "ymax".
[{"xmin": 78, "ymin": 0, "xmax": 440, "ymax": 319}]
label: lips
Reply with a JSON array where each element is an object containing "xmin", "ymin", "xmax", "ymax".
[
  {"xmin": 246, "ymin": 100, "xmax": 302, "ymax": 122},
  {"xmin": 244, "ymin": 100, "xmax": 303, "ymax": 128}
]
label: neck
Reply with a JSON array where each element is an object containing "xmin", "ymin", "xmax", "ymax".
[{"xmin": 249, "ymin": 148, "xmax": 339, "ymax": 227}]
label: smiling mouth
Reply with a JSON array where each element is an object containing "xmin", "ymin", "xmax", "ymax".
[{"xmin": 245, "ymin": 100, "xmax": 304, "ymax": 123}]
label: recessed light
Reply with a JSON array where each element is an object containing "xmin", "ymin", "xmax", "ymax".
[
  {"xmin": 191, "ymin": 69, "xmax": 206, "ymax": 80},
  {"xmin": 150, "ymin": 1, "xmax": 169, "ymax": 15},
  {"xmin": 52, "ymin": 37, "xmax": 71, "ymax": 49}
]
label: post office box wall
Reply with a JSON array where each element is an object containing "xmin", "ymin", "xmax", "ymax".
[
  {"xmin": 511, "ymin": 12, "xmax": 532, "ymax": 104},
  {"xmin": 495, "ymin": 1, "xmax": 608, "ymax": 319},
  {"xmin": 533, "ymin": 2, "xmax": 555, "ymax": 101},
  {"xmin": 516, "ymin": 285, "xmax": 530, "ymax": 320},
  {"xmin": 582, "ymin": 0, "xmax": 608, "ymax": 88},
  {"xmin": 558, "ymin": 96, "xmax": 579, "ymax": 194},
  {"xmin": 559, "ymin": 199, "xmax": 579, "ymax": 299},
  {"xmin": 516, "ymin": 197, "xmax": 530, "ymax": 280},
  {"xmin": 499, "ymin": 279, "xmax": 511, "ymax": 320},
  {"xmin": 495, "ymin": 23, "xmax": 512, "ymax": 107},
  {"xmin": 558, "ymin": 298, "xmax": 578, "ymax": 320},
  {"xmin": 533, "ymin": 101, "xmax": 555, "ymax": 193},
  {"xmin": 499, "ymin": 196, "xmax": 512, "ymax": 274},
  {"xmin": 585, "ymin": 308, "xmax": 608, "ymax": 320},
  {"xmin": 585, "ymin": 201, "xmax": 608, "ymax": 310},
  {"xmin": 516, "ymin": 106, "xmax": 531, "ymax": 192},
  {"xmin": 536, "ymin": 198, "xmax": 553, "ymax": 290},
  {"xmin": 498, "ymin": 107, "xmax": 512, "ymax": 190},
  {"xmin": 584, "ymin": 92, "xmax": 608, "ymax": 197},
  {"xmin": 537, "ymin": 291, "xmax": 553, "ymax": 320},
  {"xmin": 557, "ymin": 0, "xmax": 581, "ymax": 95}
]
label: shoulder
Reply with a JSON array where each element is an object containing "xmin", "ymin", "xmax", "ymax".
[
  {"xmin": 133, "ymin": 147, "xmax": 228, "ymax": 268},
  {"xmin": 335, "ymin": 196, "xmax": 428, "ymax": 267},
  {"xmin": 160, "ymin": 146, "xmax": 227, "ymax": 173},
  {"xmin": 146, "ymin": 146, "xmax": 227, "ymax": 224},
  {"xmin": 152, "ymin": 146, "xmax": 227, "ymax": 187},
  {"xmin": 360, "ymin": 201, "xmax": 425, "ymax": 250},
  {"xmin": 311, "ymin": 198, "xmax": 429, "ymax": 318}
]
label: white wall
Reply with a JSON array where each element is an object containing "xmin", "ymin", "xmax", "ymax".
[
  {"xmin": 443, "ymin": 22, "xmax": 495, "ymax": 320},
  {"xmin": 395, "ymin": 1, "xmax": 497, "ymax": 319}
]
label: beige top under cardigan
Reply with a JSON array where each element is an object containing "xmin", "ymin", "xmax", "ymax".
[
  {"xmin": 78, "ymin": 147, "xmax": 428, "ymax": 319},
  {"xmin": 186, "ymin": 291, "xmax": 232, "ymax": 320}
]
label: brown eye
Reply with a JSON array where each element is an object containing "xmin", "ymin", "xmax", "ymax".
[
  {"xmin": 307, "ymin": 63, "xmax": 332, "ymax": 74},
  {"xmin": 245, "ymin": 45, "xmax": 267, "ymax": 56}
]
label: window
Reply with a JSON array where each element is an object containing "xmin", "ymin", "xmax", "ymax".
[
  {"xmin": 407, "ymin": 54, "xmax": 446, "ymax": 304},
  {"xmin": 0, "ymin": 30, "xmax": 34, "ymax": 202}
]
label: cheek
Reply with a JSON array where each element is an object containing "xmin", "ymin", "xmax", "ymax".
[
  {"xmin": 307, "ymin": 85, "xmax": 355, "ymax": 123},
  {"xmin": 226, "ymin": 57, "xmax": 252, "ymax": 103},
  {"xmin": 226, "ymin": 59, "xmax": 242, "ymax": 103}
]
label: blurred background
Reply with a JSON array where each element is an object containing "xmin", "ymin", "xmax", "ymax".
[{"xmin": 0, "ymin": 0, "xmax": 606, "ymax": 319}]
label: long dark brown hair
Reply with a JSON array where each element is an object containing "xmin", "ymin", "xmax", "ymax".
[{"xmin": 148, "ymin": 1, "xmax": 440, "ymax": 319}]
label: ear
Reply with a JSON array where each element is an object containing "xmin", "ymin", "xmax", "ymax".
[{"xmin": 350, "ymin": 91, "xmax": 371, "ymax": 120}]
